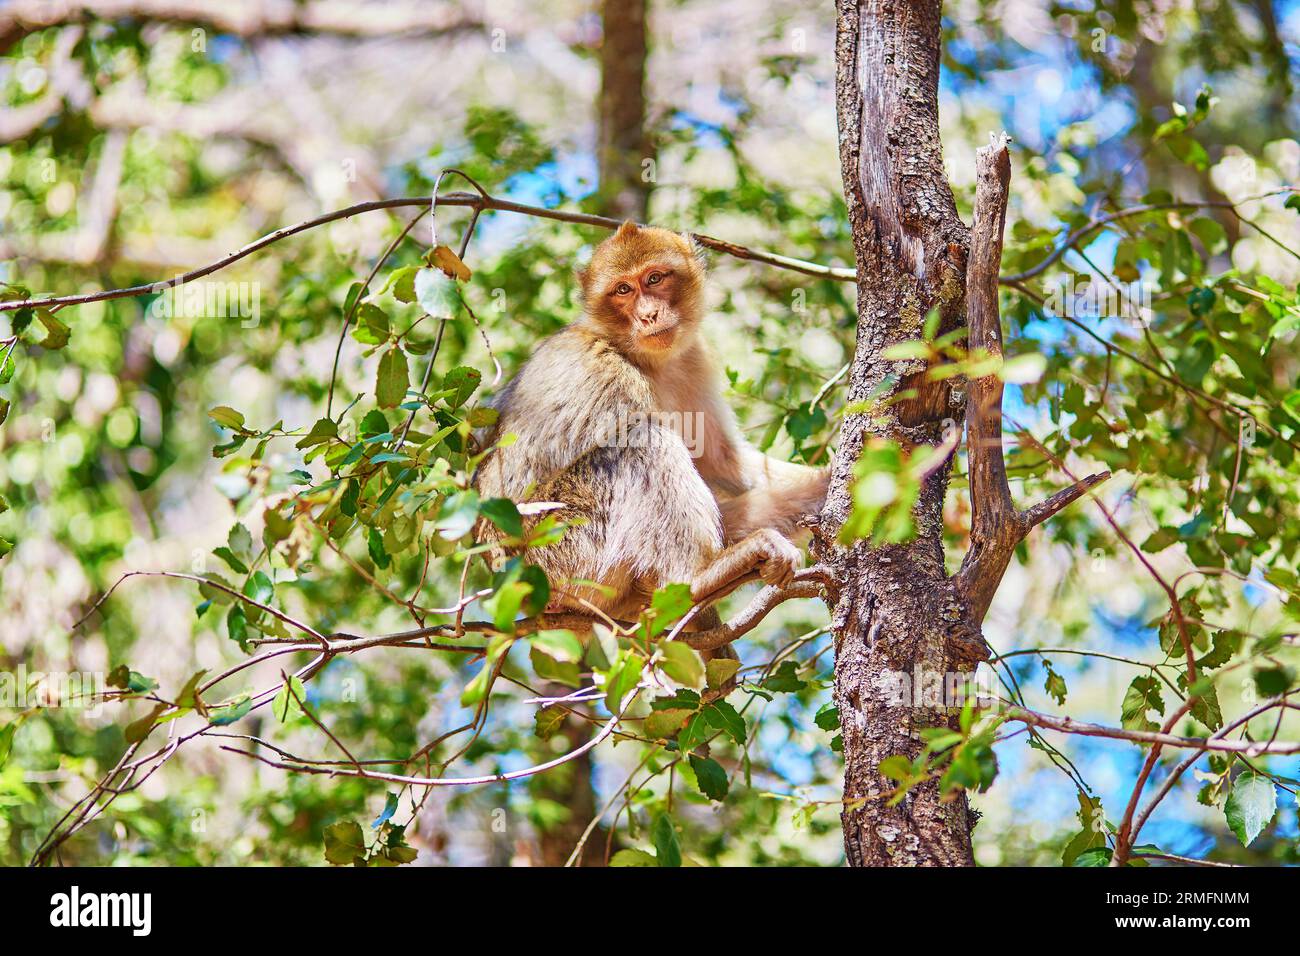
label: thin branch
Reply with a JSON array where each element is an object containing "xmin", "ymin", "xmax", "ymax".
[
  {"xmin": 1003, "ymin": 705, "xmax": 1300, "ymax": 755},
  {"xmin": 220, "ymin": 694, "xmax": 633, "ymax": 787},
  {"xmin": 0, "ymin": 192, "xmax": 857, "ymax": 314}
]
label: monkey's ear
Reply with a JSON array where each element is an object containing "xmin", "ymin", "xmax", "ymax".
[
  {"xmin": 682, "ymin": 231, "xmax": 708, "ymax": 270},
  {"xmin": 615, "ymin": 220, "xmax": 640, "ymax": 239}
]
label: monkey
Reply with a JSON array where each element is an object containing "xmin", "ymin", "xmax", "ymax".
[{"xmin": 472, "ymin": 221, "xmax": 829, "ymax": 644}]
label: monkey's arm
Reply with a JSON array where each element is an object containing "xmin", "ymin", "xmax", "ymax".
[{"xmin": 715, "ymin": 447, "xmax": 829, "ymax": 543}]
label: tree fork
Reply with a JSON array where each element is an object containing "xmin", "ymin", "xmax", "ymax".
[{"xmin": 825, "ymin": 2, "xmax": 1108, "ymax": 867}]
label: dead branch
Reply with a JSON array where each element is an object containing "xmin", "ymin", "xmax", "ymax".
[{"xmin": 954, "ymin": 133, "xmax": 1109, "ymax": 623}]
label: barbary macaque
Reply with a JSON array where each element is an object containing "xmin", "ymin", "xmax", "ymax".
[{"xmin": 473, "ymin": 221, "xmax": 829, "ymax": 631}]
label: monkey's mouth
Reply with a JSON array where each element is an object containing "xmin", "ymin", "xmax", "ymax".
[{"xmin": 637, "ymin": 321, "xmax": 679, "ymax": 347}]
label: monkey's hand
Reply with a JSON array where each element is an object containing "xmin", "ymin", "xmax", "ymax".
[{"xmin": 753, "ymin": 528, "xmax": 803, "ymax": 588}]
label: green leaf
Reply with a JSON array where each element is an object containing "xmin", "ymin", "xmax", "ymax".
[
  {"xmin": 1062, "ymin": 791, "xmax": 1107, "ymax": 867},
  {"xmin": 244, "ymin": 570, "xmax": 274, "ymax": 605},
  {"xmin": 705, "ymin": 657, "xmax": 740, "ymax": 692},
  {"xmin": 435, "ymin": 490, "xmax": 480, "ymax": 540},
  {"xmin": 226, "ymin": 604, "xmax": 249, "ymax": 651},
  {"xmin": 646, "ymin": 582, "xmax": 692, "ymax": 638},
  {"xmin": 652, "ymin": 815, "xmax": 681, "ymax": 868},
  {"xmin": 323, "ymin": 820, "xmax": 367, "ymax": 866},
  {"xmin": 762, "ymin": 660, "xmax": 807, "ymax": 693},
  {"xmin": 645, "ymin": 707, "xmax": 693, "ymax": 740},
  {"xmin": 1141, "ymin": 527, "xmax": 1180, "ymax": 553},
  {"xmin": 1043, "ymin": 661, "xmax": 1068, "ymax": 706},
  {"xmin": 701, "ymin": 700, "xmax": 746, "ymax": 745},
  {"xmin": 372, "ymin": 792, "xmax": 400, "ymax": 830},
  {"xmin": 603, "ymin": 653, "xmax": 642, "ymax": 715},
  {"xmin": 441, "ymin": 366, "xmax": 481, "ymax": 409},
  {"xmin": 1224, "ymin": 772, "xmax": 1277, "ymax": 847},
  {"xmin": 35, "ymin": 309, "xmax": 70, "ymax": 350},
  {"xmin": 1121, "ymin": 675, "xmax": 1164, "ymax": 732},
  {"xmin": 659, "ymin": 642, "xmax": 705, "ymax": 689},
  {"xmin": 211, "ymin": 547, "xmax": 248, "ymax": 575},
  {"xmin": 0, "ymin": 720, "xmax": 20, "ymax": 770},
  {"xmin": 376, "ymin": 346, "xmax": 410, "ymax": 408},
  {"xmin": 814, "ymin": 703, "xmax": 840, "ymax": 731},
  {"xmin": 689, "ymin": 755, "xmax": 730, "ymax": 801},
  {"xmin": 1253, "ymin": 665, "xmax": 1294, "ymax": 698},
  {"xmin": 208, "ymin": 406, "xmax": 246, "ymax": 431},
  {"xmin": 273, "ymin": 675, "xmax": 307, "ymax": 722},
  {"xmin": 414, "ymin": 267, "xmax": 458, "ymax": 318},
  {"xmin": 533, "ymin": 705, "xmax": 568, "ymax": 740},
  {"xmin": 878, "ymin": 755, "xmax": 914, "ymax": 782},
  {"xmin": 124, "ymin": 703, "xmax": 167, "ymax": 745},
  {"xmin": 531, "ymin": 629, "xmax": 583, "ymax": 665},
  {"xmin": 208, "ymin": 694, "xmax": 252, "ymax": 726},
  {"xmin": 479, "ymin": 497, "xmax": 523, "ymax": 536},
  {"xmin": 609, "ymin": 848, "xmax": 659, "ymax": 867},
  {"xmin": 1072, "ymin": 847, "xmax": 1113, "ymax": 867},
  {"xmin": 295, "ymin": 417, "xmax": 337, "ymax": 449}
]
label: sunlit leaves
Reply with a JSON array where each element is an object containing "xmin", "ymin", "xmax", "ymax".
[
  {"xmin": 272, "ymin": 675, "xmax": 307, "ymax": 723},
  {"xmin": 1224, "ymin": 773, "xmax": 1277, "ymax": 847},
  {"xmin": 644, "ymin": 582, "xmax": 692, "ymax": 639},
  {"xmin": 657, "ymin": 642, "xmax": 705, "ymax": 690},
  {"xmin": 415, "ymin": 267, "xmax": 458, "ymax": 318},
  {"xmin": 839, "ymin": 438, "xmax": 922, "ymax": 545},
  {"xmin": 1121, "ymin": 676, "xmax": 1165, "ymax": 732},
  {"xmin": 208, "ymin": 406, "xmax": 246, "ymax": 431}
]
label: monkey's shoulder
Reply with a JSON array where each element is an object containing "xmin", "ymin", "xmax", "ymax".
[{"xmin": 497, "ymin": 325, "xmax": 653, "ymax": 418}]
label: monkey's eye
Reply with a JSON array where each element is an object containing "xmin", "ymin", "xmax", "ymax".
[
  {"xmin": 646, "ymin": 272, "xmax": 663, "ymax": 286},
  {"xmin": 614, "ymin": 282, "xmax": 634, "ymax": 296}
]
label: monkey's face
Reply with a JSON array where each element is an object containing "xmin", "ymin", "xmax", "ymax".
[{"xmin": 580, "ymin": 222, "xmax": 705, "ymax": 360}]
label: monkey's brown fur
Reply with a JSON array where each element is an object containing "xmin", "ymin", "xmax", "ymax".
[{"xmin": 473, "ymin": 222, "xmax": 829, "ymax": 632}]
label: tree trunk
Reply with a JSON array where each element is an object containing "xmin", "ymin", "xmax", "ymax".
[
  {"xmin": 596, "ymin": 0, "xmax": 651, "ymax": 220},
  {"xmin": 822, "ymin": 0, "xmax": 983, "ymax": 867}
]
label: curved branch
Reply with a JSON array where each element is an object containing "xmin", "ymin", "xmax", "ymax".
[{"xmin": 0, "ymin": 193, "xmax": 857, "ymax": 314}]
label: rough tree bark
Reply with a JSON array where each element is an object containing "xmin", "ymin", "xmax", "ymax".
[
  {"xmin": 822, "ymin": 0, "xmax": 1105, "ymax": 867},
  {"xmin": 821, "ymin": 0, "xmax": 981, "ymax": 868}
]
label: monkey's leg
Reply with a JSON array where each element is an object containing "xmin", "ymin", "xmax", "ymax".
[{"xmin": 690, "ymin": 527, "xmax": 803, "ymax": 597}]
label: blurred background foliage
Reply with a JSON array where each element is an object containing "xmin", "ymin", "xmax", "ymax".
[{"xmin": 0, "ymin": 0, "xmax": 1298, "ymax": 867}]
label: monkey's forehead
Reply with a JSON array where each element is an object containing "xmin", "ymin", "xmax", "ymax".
[{"xmin": 590, "ymin": 233, "xmax": 698, "ymax": 275}]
